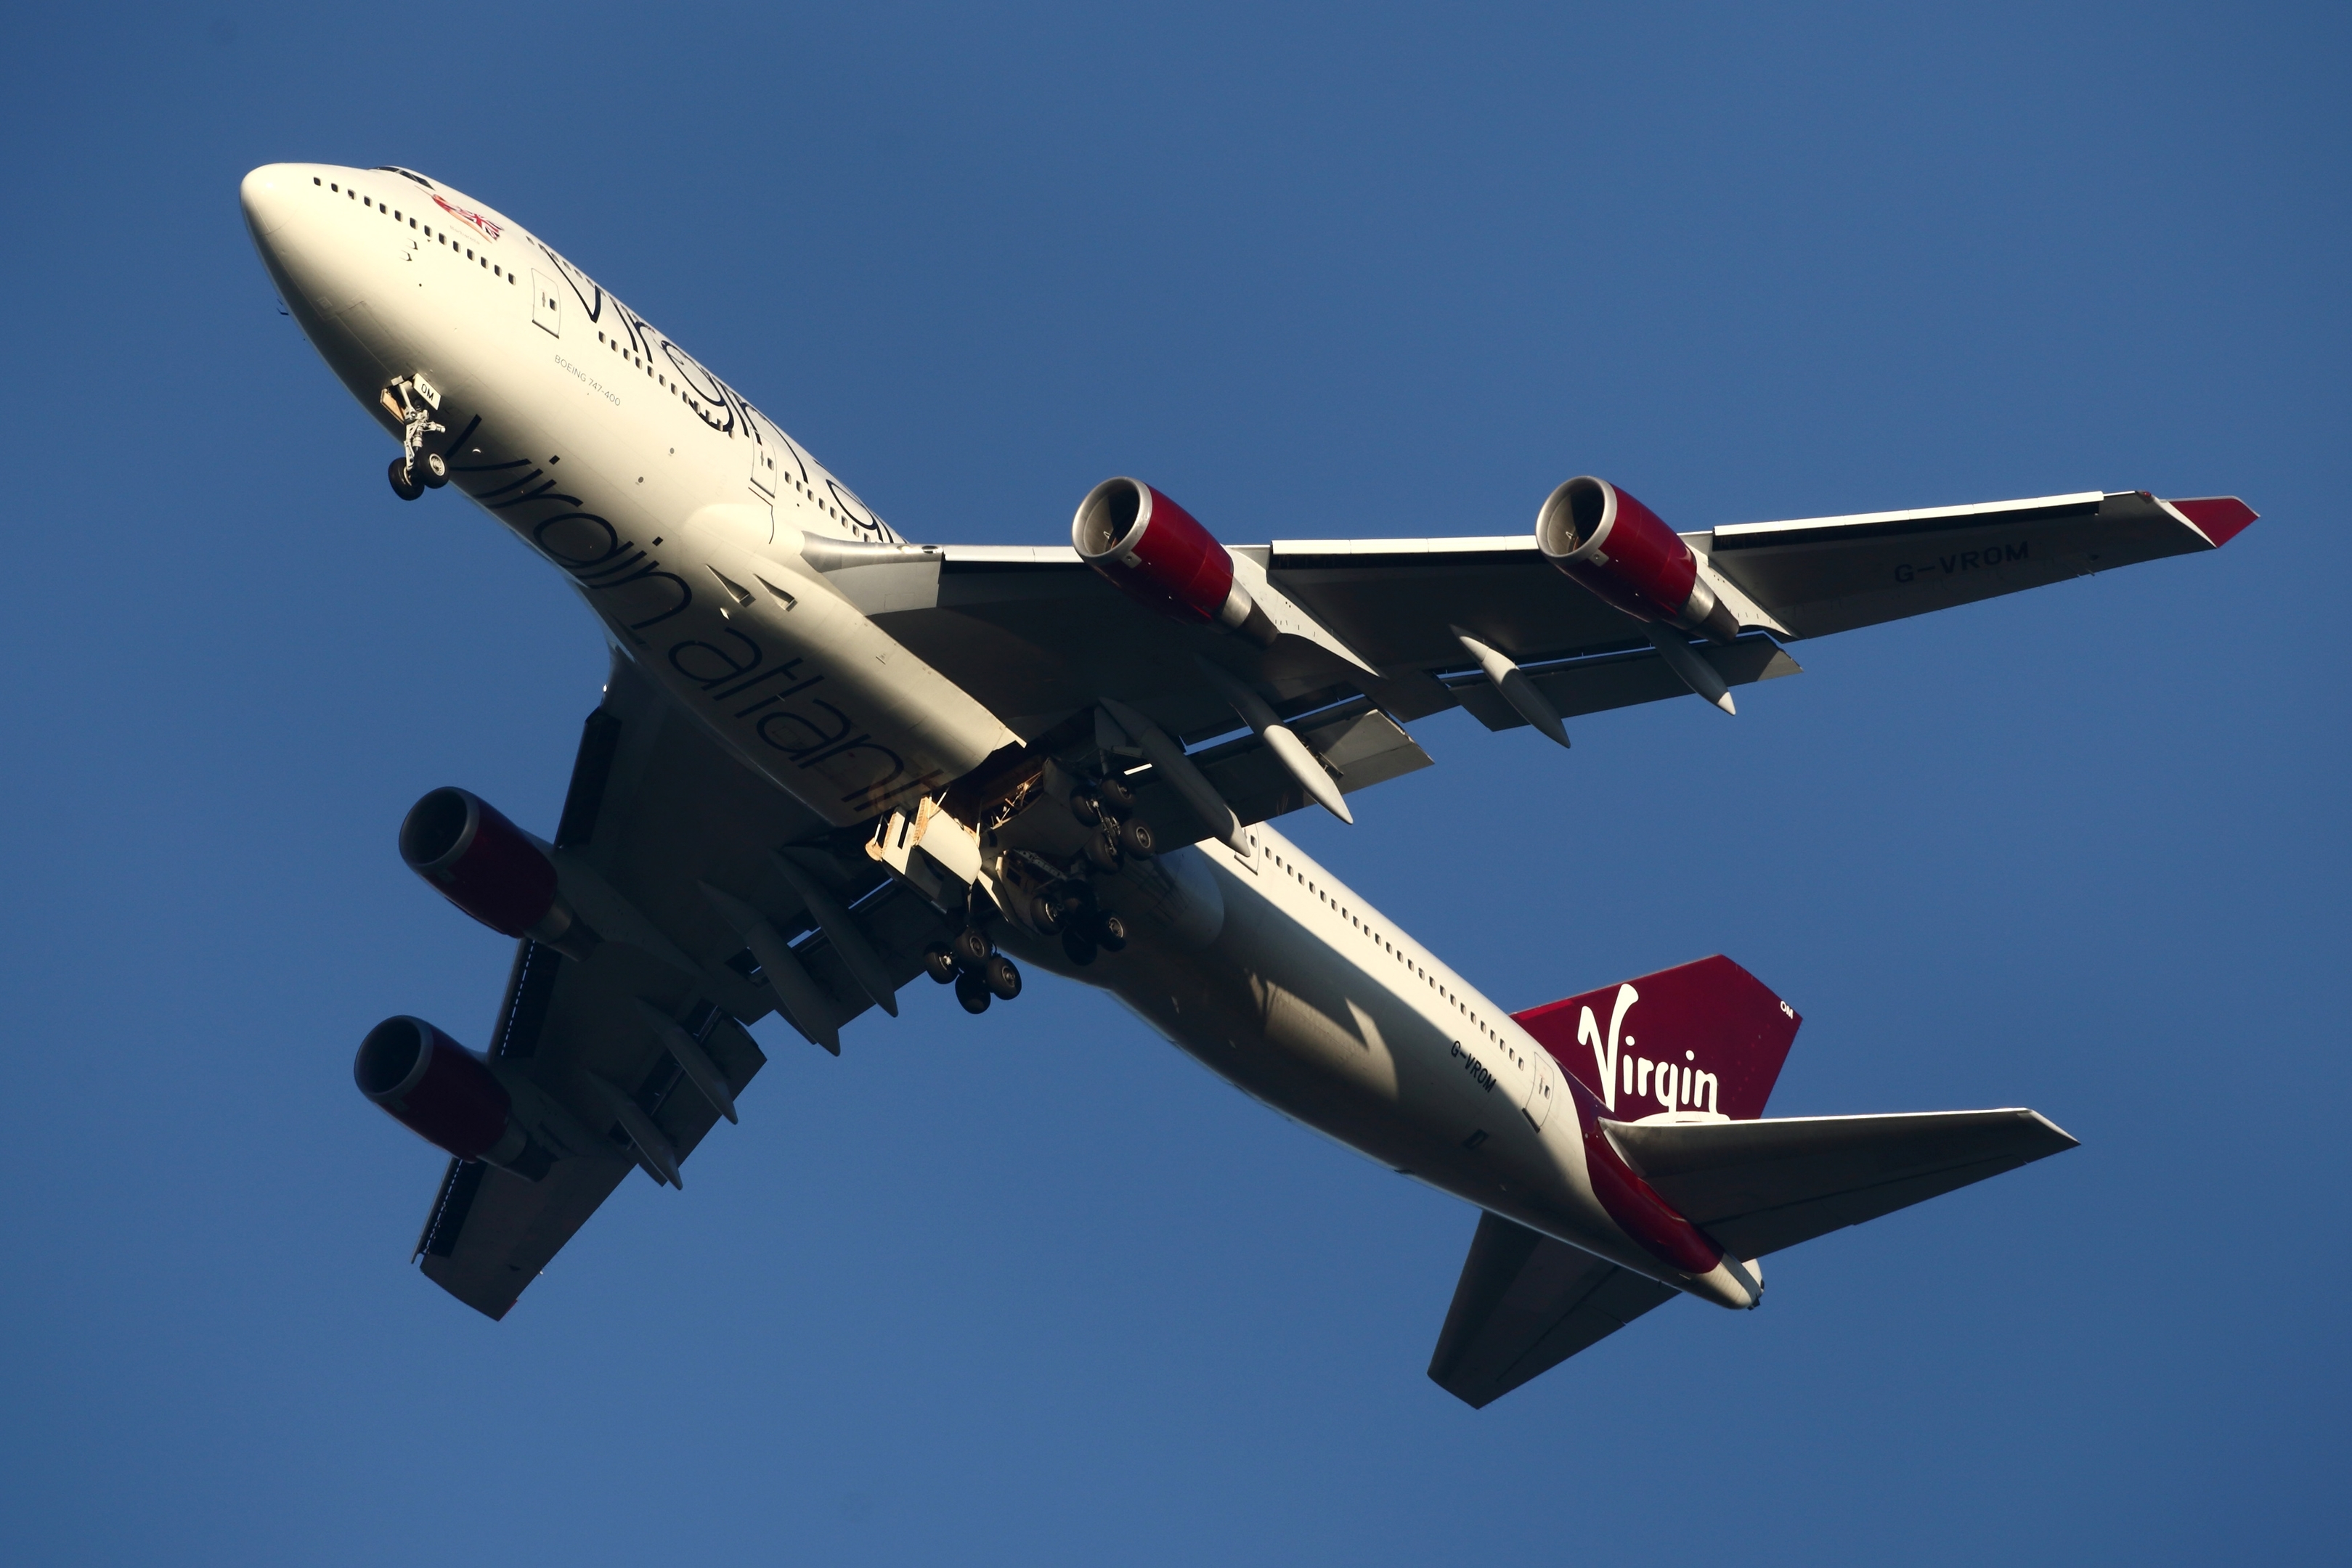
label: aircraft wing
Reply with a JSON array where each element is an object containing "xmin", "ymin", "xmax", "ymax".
[
  {"xmin": 412, "ymin": 651, "xmax": 956, "ymax": 1319},
  {"xmin": 1427, "ymin": 1212, "xmax": 1678, "ymax": 1408},
  {"xmin": 1603, "ymin": 1108, "xmax": 2080, "ymax": 1262},
  {"xmin": 834, "ymin": 488, "xmax": 2247, "ymax": 833},
  {"xmin": 1698, "ymin": 490, "xmax": 2255, "ymax": 639}
]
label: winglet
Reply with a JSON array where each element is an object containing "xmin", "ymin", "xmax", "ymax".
[{"xmin": 2160, "ymin": 495, "xmax": 2258, "ymax": 548}]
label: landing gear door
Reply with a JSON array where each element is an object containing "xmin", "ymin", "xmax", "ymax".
[{"xmin": 531, "ymin": 271, "xmax": 561, "ymax": 337}]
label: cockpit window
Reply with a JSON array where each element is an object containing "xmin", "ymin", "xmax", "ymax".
[{"xmin": 374, "ymin": 166, "xmax": 436, "ymax": 189}]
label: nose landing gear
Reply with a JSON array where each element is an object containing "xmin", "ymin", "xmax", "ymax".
[{"xmin": 379, "ymin": 375, "xmax": 449, "ymax": 501}]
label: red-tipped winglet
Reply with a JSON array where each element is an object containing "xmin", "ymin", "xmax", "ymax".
[{"xmin": 2160, "ymin": 495, "xmax": 2258, "ymax": 547}]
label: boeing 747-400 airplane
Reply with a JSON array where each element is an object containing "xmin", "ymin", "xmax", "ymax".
[{"xmin": 242, "ymin": 162, "xmax": 2255, "ymax": 1405}]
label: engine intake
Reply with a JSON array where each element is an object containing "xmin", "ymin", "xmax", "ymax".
[
  {"xmin": 1073, "ymin": 478, "xmax": 1274, "ymax": 645},
  {"xmin": 399, "ymin": 787, "xmax": 587, "ymax": 949},
  {"xmin": 1537, "ymin": 477, "xmax": 1739, "ymax": 644},
  {"xmin": 354, "ymin": 1016, "xmax": 551, "ymax": 1179}
]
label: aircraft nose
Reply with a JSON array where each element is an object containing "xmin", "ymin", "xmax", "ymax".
[{"xmin": 240, "ymin": 164, "xmax": 297, "ymax": 240}]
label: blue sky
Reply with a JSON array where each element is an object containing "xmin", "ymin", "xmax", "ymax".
[{"xmin": 2, "ymin": 4, "xmax": 2344, "ymax": 1563}]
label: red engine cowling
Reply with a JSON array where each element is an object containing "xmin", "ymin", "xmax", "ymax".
[
  {"xmin": 1073, "ymin": 478, "xmax": 1274, "ymax": 645},
  {"xmin": 354, "ymin": 1016, "xmax": 550, "ymax": 1179},
  {"xmin": 1537, "ymin": 477, "xmax": 1740, "ymax": 643},
  {"xmin": 399, "ymin": 787, "xmax": 582, "ymax": 946}
]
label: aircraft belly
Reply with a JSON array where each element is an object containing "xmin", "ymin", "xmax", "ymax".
[{"xmin": 1059, "ymin": 856, "xmax": 1642, "ymax": 1272}]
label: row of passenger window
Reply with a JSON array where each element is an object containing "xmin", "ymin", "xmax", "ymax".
[
  {"xmin": 317, "ymin": 176, "xmax": 518, "ymax": 287},
  {"xmin": 321, "ymin": 175, "xmax": 863, "ymax": 533},
  {"xmin": 585, "ymin": 327, "xmax": 853, "ymax": 525},
  {"xmin": 1265, "ymin": 846, "xmax": 1526, "ymax": 1068},
  {"xmin": 595, "ymin": 329, "xmax": 721, "ymax": 421}
]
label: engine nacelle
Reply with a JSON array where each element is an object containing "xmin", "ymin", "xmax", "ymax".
[
  {"xmin": 1073, "ymin": 478, "xmax": 1274, "ymax": 645},
  {"xmin": 399, "ymin": 787, "xmax": 585, "ymax": 947},
  {"xmin": 354, "ymin": 1016, "xmax": 552, "ymax": 1179},
  {"xmin": 1537, "ymin": 477, "xmax": 1740, "ymax": 644}
]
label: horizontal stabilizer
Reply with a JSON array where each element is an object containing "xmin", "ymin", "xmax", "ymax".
[
  {"xmin": 1603, "ymin": 1108, "xmax": 2077, "ymax": 1261},
  {"xmin": 1427, "ymin": 1212, "xmax": 1677, "ymax": 1408}
]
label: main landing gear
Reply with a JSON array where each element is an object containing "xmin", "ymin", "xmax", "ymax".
[
  {"xmin": 1068, "ymin": 772, "xmax": 1154, "ymax": 876},
  {"xmin": 380, "ymin": 375, "xmax": 449, "ymax": 501},
  {"xmin": 1040, "ymin": 771, "xmax": 1144, "ymax": 967},
  {"xmin": 1033, "ymin": 880, "xmax": 1128, "ymax": 968},
  {"xmin": 925, "ymin": 892, "xmax": 1025, "ymax": 1016},
  {"xmin": 921, "ymin": 768, "xmax": 1152, "ymax": 1014}
]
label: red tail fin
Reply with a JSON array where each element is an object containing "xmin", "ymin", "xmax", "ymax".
[{"xmin": 1512, "ymin": 955, "xmax": 1799, "ymax": 1121}]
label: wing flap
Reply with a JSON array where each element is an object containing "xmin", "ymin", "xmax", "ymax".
[
  {"xmin": 1449, "ymin": 633, "xmax": 1801, "ymax": 732},
  {"xmin": 418, "ymin": 1155, "xmax": 633, "ymax": 1320},
  {"xmin": 414, "ymin": 929, "xmax": 776, "ymax": 1319},
  {"xmin": 1193, "ymin": 705, "xmax": 1434, "ymax": 825},
  {"xmin": 1115, "ymin": 703, "xmax": 1435, "ymax": 850},
  {"xmin": 789, "ymin": 879, "xmax": 956, "ymax": 1032},
  {"xmin": 1428, "ymin": 1212, "xmax": 1677, "ymax": 1408},
  {"xmin": 1604, "ymin": 1108, "xmax": 2078, "ymax": 1260},
  {"xmin": 1266, "ymin": 538, "xmax": 1627, "ymax": 671}
]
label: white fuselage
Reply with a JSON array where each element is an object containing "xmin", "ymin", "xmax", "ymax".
[{"xmin": 241, "ymin": 163, "xmax": 1741, "ymax": 1305}]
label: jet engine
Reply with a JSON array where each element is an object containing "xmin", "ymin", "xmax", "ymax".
[
  {"xmin": 354, "ymin": 1016, "xmax": 553, "ymax": 1179},
  {"xmin": 1073, "ymin": 478, "xmax": 1275, "ymax": 645},
  {"xmin": 399, "ymin": 786, "xmax": 588, "ymax": 950},
  {"xmin": 1537, "ymin": 477, "xmax": 1741, "ymax": 644}
]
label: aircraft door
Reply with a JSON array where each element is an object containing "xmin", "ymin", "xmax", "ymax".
[
  {"xmin": 530, "ymin": 271, "xmax": 561, "ymax": 337},
  {"xmin": 748, "ymin": 420, "xmax": 779, "ymax": 497}
]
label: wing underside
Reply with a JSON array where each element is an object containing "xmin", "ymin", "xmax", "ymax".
[
  {"xmin": 831, "ymin": 488, "xmax": 2244, "ymax": 851},
  {"xmin": 407, "ymin": 653, "xmax": 955, "ymax": 1319}
]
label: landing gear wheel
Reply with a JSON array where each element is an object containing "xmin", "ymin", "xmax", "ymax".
[
  {"xmin": 1028, "ymin": 894, "xmax": 1064, "ymax": 935},
  {"xmin": 922, "ymin": 943, "xmax": 958, "ymax": 985},
  {"xmin": 388, "ymin": 457, "xmax": 425, "ymax": 501},
  {"xmin": 1068, "ymin": 788, "xmax": 1104, "ymax": 828},
  {"xmin": 954, "ymin": 971, "xmax": 992, "ymax": 1014},
  {"xmin": 417, "ymin": 449, "xmax": 450, "ymax": 488},
  {"xmin": 982, "ymin": 954, "xmax": 1022, "ymax": 1000},
  {"xmin": 1118, "ymin": 819, "xmax": 1155, "ymax": 859},
  {"xmin": 1096, "ymin": 773, "xmax": 1138, "ymax": 814},
  {"xmin": 1061, "ymin": 927, "xmax": 1099, "ymax": 967},
  {"xmin": 1094, "ymin": 912, "xmax": 1129, "ymax": 952},
  {"xmin": 951, "ymin": 926, "xmax": 993, "ymax": 970},
  {"xmin": 1083, "ymin": 831, "xmax": 1123, "ymax": 875}
]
